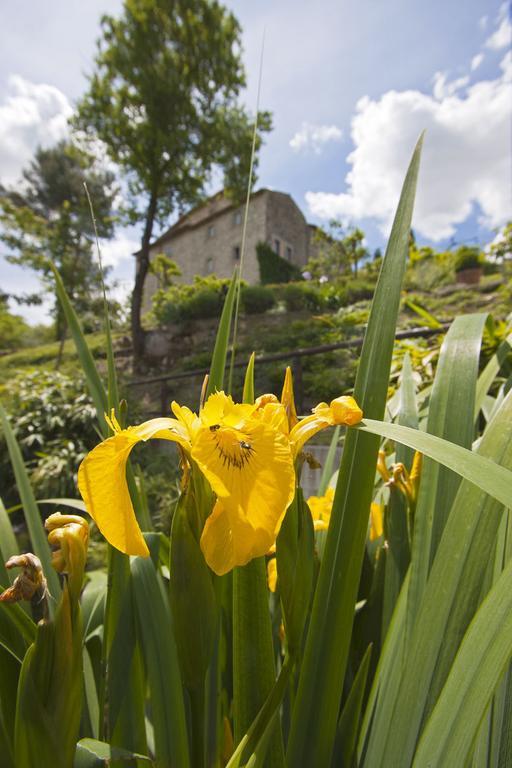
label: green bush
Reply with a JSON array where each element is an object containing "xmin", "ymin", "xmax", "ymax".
[
  {"xmin": 0, "ymin": 371, "xmax": 97, "ymax": 505},
  {"xmin": 241, "ymin": 285, "xmax": 276, "ymax": 315},
  {"xmin": 278, "ymin": 282, "xmax": 324, "ymax": 312},
  {"xmin": 257, "ymin": 242, "xmax": 303, "ymax": 284},
  {"xmin": 151, "ymin": 275, "xmax": 235, "ymax": 325},
  {"xmin": 454, "ymin": 245, "xmax": 484, "ymax": 273}
]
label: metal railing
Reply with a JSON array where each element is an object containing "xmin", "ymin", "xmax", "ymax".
[{"xmin": 128, "ymin": 323, "xmax": 448, "ymax": 415}]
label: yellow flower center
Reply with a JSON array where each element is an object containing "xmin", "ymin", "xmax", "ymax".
[{"xmin": 209, "ymin": 424, "xmax": 255, "ymax": 470}]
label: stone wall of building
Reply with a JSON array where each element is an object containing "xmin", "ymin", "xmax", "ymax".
[
  {"xmin": 142, "ymin": 194, "xmax": 269, "ymax": 313},
  {"xmin": 264, "ymin": 192, "xmax": 310, "ymax": 269}
]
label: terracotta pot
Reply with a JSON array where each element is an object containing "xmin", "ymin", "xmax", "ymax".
[{"xmin": 455, "ymin": 267, "xmax": 483, "ymax": 285}]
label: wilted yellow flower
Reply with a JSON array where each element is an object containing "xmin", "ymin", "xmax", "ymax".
[
  {"xmin": 0, "ymin": 553, "xmax": 47, "ymax": 606},
  {"xmin": 78, "ymin": 388, "xmax": 362, "ymax": 576}
]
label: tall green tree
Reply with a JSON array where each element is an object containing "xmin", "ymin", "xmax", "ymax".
[
  {"xmin": 0, "ymin": 141, "xmax": 116, "ymax": 341},
  {"xmin": 307, "ymin": 220, "xmax": 369, "ymax": 281},
  {"xmin": 74, "ymin": 0, "xmax": 272, "ymax": 361}
]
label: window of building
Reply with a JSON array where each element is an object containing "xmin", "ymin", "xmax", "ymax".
[
  {"xmin": 206, "ymin": 257, "xmax": 214, "ymax": 274},
  {"xmin": 233, "ymin": 245, "xmax": 240, "ymax": 261},
  {"xmin": 207, "ymin": 225, "xmax": 215, "ymax": 238},
  {"xmin": 274, "ymin": 238, "xmax": 281, "ymax": 257},
  {"xmin": 286, "ymin": 246, "xmax": 293, "ymax": 261},
  {"xmin": 233, "ymin": 211, "xmax": 242, "ymax": 226}
]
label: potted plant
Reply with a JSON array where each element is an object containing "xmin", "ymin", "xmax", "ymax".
[{"xmin": 454, "ymin": 245, "xmax": 484, "ymax": 285}]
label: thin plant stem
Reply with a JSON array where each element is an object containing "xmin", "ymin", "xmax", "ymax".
[{"xmin": 227, "ymin": 29, "xmax": 265, "ymax": 393}]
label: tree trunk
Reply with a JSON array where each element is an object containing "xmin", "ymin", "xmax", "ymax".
[{"xmin": 131, "ymin": 191, "xmax": 158, "ymax": 367}]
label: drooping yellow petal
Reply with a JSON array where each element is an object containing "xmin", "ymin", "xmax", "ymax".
[
  {"xmin": 200, "ymin": 501, "xmax": 275, "ymax": 575},
  {"xmin": 370, "ymin": 502, "xmax": 384, "ymax": 541},
  {"xmin": 78, "ymin": 417, "xmax": 190, "ymax": 557},
  {"xmin": 193, "ymin": 417, "xmax": 295, "ymax": 572},
  {"xmin": 289, "ymin": 396, "xmax": 363, "ymax": 456}
]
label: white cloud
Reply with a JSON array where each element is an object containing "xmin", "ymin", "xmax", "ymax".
[
  {"xmin": 99, "ymin": 234, "xmax": 139, "ymax": 268},
  {"xmin": 432, "ymin": 72, "xmax": 470, "ymax": 99},
  {"xmin": 0, "ymin": 75, "xmax": 72, "ymax": 185},
  {"xmin": 471, "ymin": 53, "xmax": 484, "ymax": 71},
  {"xmin": 479, "ymin": 15, "xmax": 489, "ymax": 30},
  {"xmin": 306, "ymin": 56, "xmax": 512, "ymax": 241},
  {"xmin": 290, "ymin": 122, "xmax": 343, "ymax": 154},
  {"xmin": 486, "ymin": 16, "xmax": 512, "ymax": 50}
]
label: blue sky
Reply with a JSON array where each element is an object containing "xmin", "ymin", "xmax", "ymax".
[{"xmin": 0, "ymin": 0, "xmax": 510, "ymax": 323}]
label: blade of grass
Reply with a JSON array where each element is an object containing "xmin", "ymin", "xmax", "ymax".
[
  {"xmin": 242, "ymin": 353, "xmax": 255, "ymax": 405},
  {"xmin": 50, "ymin": 263, "xmax": 108, "ymax": 433},
  {"xmin": 131, "ymin": 542, "xmax": 190, "ymax": 768},
  {"xmin": 474, "ymin": 331, "xmax": 512, "ymax": 420},
  {"xmin": 0, "ymin": 404, "xmax": 60, "ymax": 600},
  {"xmin": 375, "ymin": 389, "xmax": 512, "ymax": 766},
  {"xmin": 331, "ymin": 644, "xmax": 372, "ymax": 768},
  {"xmin": 0, "ymin": 496, "xmax": 19, "ymax": 584},
  {"xmin": 354, "ymin": 418, "xmax": 512, "ymax": 508},
  {"xmin": 226, "ymin": 656, "xmax": 293, "ymax": 768},
  {"xmin": 317, "ymin": 426, "xmax": 340, "ymax": 496},
  {"xmin": 406, "ymin": 313, "xmax": 486, "ymax": 642},
  {"xmin": 206, "ymin": 270, "xmax": 238, "ymax": 397},
  {"xmin": 286, "ymin": 134, "xmax": 424, "ymax": 768},
  {"xmin": 413, "ymin": 557, "xmax": 512, "ymax": 768},
  {"xmin": 233, "ymin": 559, "xmax": 285, "ymax": 768},
  {"xmin": 382, "ymin": 353, "xmax": 417, "ymax": 633},
  {"xmin": 74, "ymin": 738, "xmax": 154, "ymax": 767},
  {"xmin": 357, "ymin": 573, "xmax": 409, "ymax": 764}
]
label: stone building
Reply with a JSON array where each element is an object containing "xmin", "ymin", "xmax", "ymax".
[{"xmin": 142, "ymin": 188, "xmax": 318, "ymax": 312}]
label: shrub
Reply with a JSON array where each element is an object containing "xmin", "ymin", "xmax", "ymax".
[
  {"xmin": 151, "ymin": 275, "xmax": 234, "ymax": 325},
  {"xmin": 241, "ymin": 285, "xmax": 276, "ymax": 315},
  {"xmin": 0, "ymin": 371, "xmax": 97, "ymax": 505},
  {"xmin": 279, "ymin": 282, "xmax": 324, "ymax": 312},
  {"xmin": 257, "ymin": 242, "xmax": 303, "ymax": 284}
]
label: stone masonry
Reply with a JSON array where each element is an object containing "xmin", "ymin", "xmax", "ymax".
[{"xmin": 142, "ymin": 189, "xmax": 318, "ymax": 313}]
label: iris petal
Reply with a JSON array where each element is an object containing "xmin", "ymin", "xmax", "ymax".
[
  {"xmin": 200, "ymin": 501, "xmax": 276, "ymax": 575},
  {"xmin": 78, "ymin": 417, "xmax": 190, "ymax": 557}
]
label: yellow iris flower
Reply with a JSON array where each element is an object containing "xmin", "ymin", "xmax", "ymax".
[
  {"xmin": 78, "ymin": 390, "xmax": 362, "ymax": 575},
  {"xmin": 307, "ymin": 486, "xmax": 336, "ymax": 532}
]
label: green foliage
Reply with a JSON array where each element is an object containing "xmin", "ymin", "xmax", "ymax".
[
  {"xmin": 0, "ymin": 372, "xmax": 97, "ymax": 505},
  {"xmin": 240, "ymin": 285, "xmax": 276, "ymax": 315},
  {"xmin": 277, "ymin": 282, "xmax": 324, "ymax": 312},
  {"xmin": 148, "ymin": 254, "xmax": 181, "ymax": 289},
  {"xmin": 489, "ymin": 221, "xmax": 512, "ymax": 261},
  {"xmin": 306, "ymin": 221, "xmax": 369, "ymax": 280},
  {"xmin": 454, "ymin": 245, "xmax": 484, "ymax": 272},
  {"xmin": 256, "ymin": 242, "xmax": 303, "ymax": 284},
  {"xmin": 0, "ymin": 142, "xmax": 117, "ymax": 341},
  {"xmin": 405, "ymin": 248, "xmax": 455, "ymax": 290},
  {"xmin": 151, "ymin": 275, "xmax": 235, "ymax": 325},
  {"xmin": 0, "ymin": 302, "xmax": 30, "ymax": 352}
]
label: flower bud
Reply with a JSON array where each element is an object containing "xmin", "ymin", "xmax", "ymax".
[{"xmin": 45, "ymin": 513, "xmax": 89, "ymax": 601}]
